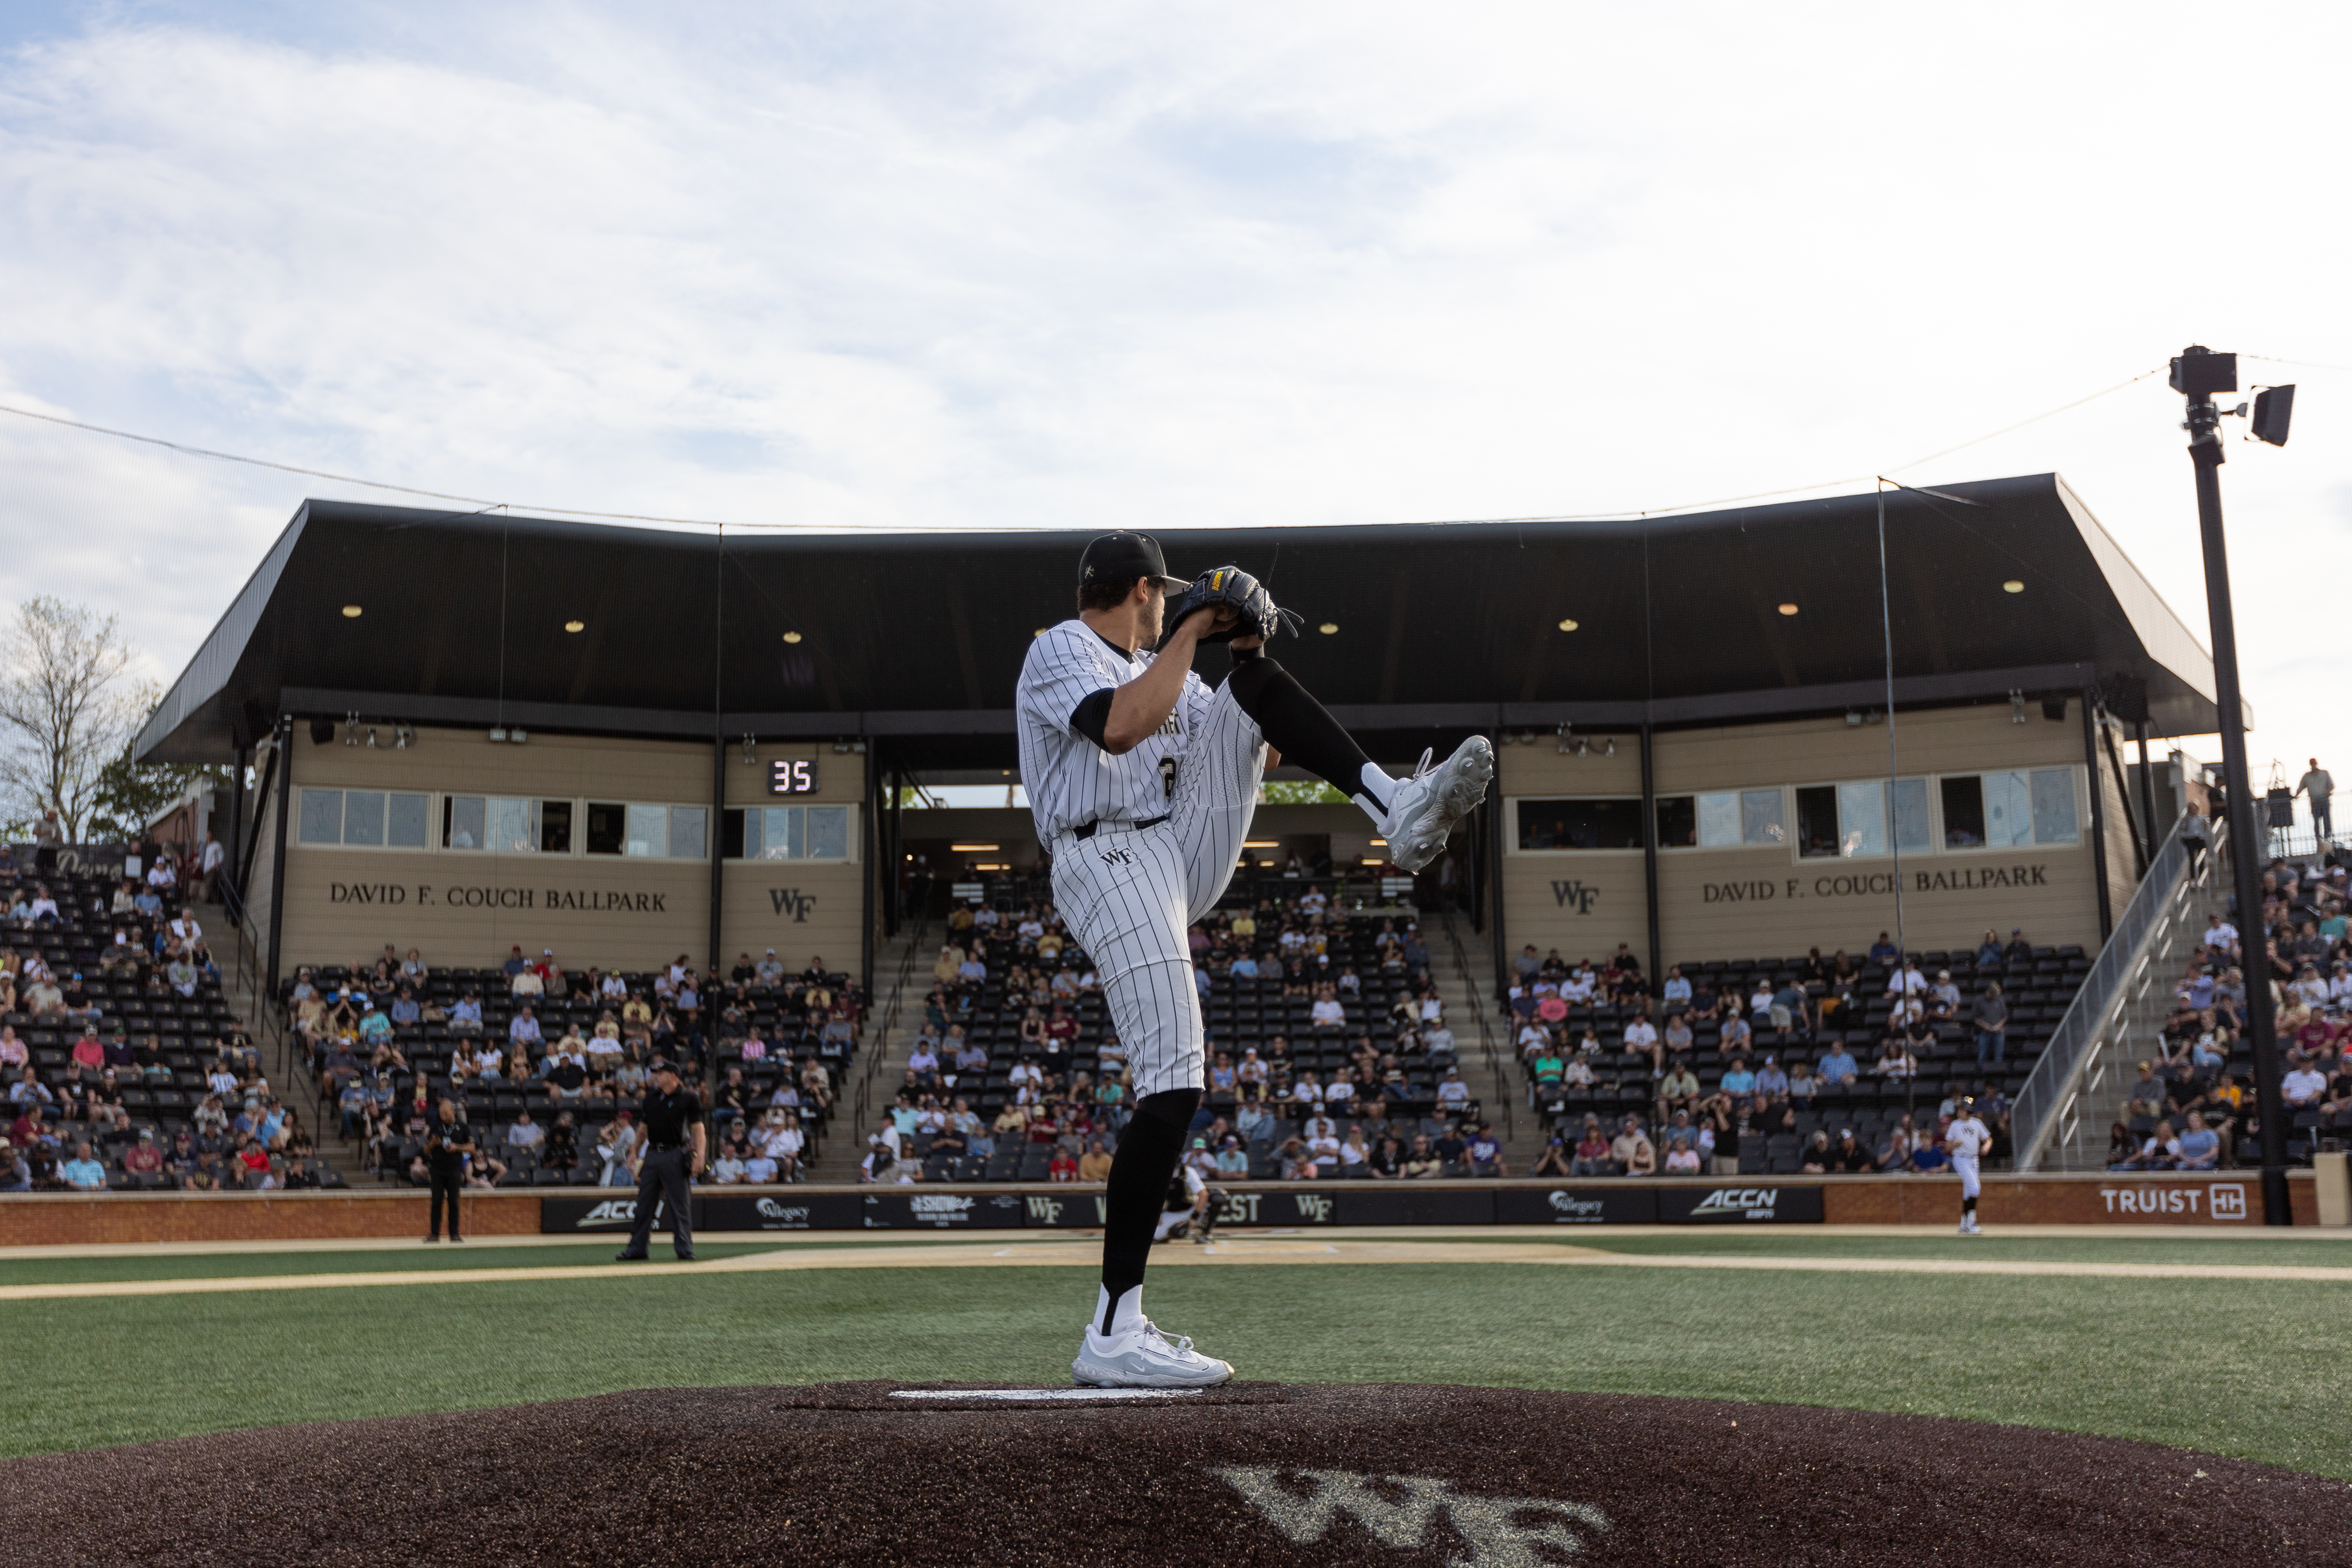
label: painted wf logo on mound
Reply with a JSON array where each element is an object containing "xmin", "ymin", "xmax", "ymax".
[{"xmin": 1213, "ymin": 1466, "xmax": 1608, "ymax": 1567}]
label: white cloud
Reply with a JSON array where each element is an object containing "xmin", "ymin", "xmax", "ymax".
[{"xmin": 0, "ymin": 0, "xmax": 2346, "ymax": 805}]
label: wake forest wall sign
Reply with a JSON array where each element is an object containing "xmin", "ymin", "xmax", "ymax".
[{"xmin": 326, "ymin": 880, "xmax": 823, "ymax": 920}]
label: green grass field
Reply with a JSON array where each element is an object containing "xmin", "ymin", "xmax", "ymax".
[{"xmin": 9, "ymin": 1234, "xmax": 2349, "ymax": 1478}]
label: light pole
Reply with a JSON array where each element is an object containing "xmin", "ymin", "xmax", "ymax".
[{"xmin": 2172, "ymin": 345, "xmax": 2295, "ymax": 1224}]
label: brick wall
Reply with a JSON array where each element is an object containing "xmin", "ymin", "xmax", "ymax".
[
  {"xmin": 0, "ymin": 1191, "xmax": 540, "ymax": 1246},
  {"xmin": 1821, "ymin": 1172, "xmax": 2319, "ymax": 1226}
]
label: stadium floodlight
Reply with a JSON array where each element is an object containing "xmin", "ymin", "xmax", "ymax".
[{"xmin": 2170, "ymin": 343, "xmax": 2296, "ymax": 1225}]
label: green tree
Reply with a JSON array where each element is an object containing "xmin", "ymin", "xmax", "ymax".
[{"xmin": 1259, "ymin": 780, "xmax": 1348, "ymax": 805}]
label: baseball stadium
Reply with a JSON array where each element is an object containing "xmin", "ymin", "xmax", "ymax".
[{"xmin": 6, "ymin": 443, "xmax": 2351, "ymax": 1567}]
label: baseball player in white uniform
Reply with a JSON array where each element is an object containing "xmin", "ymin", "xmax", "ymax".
[
  {"xmin": 1018, "ymin": 532, "xmax": 1493, "ymax": 1387},
  {"xmin": 1945, "ymin": 1097, "xmax": 1992, "ymax": 1234}
]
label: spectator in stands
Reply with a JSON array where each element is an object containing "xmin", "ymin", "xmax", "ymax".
[
  {"xmin": 1401, "ymin": 1133, "xmax": 1441, "ymax": 1178},
  {"xmin": 1786, "ymin": 1059, "xmax": 1818, "ymax": 1104},
  {"xmin": 62, "ymin": 1139, "xmax": 106, "ymax": 1191},
  {"xmin": 1874, "ymin": 1036, "xmax": 1917, "ymax": 1079},
  {"xmin": 506, "ymin": 1109, "xmax": 544, "ymax": 1165},
  {"xmin": 1719, "ymin": 1010, "xmax": 1752, "ymax": 1058},
  {"xmin": 1661, "ymin": 965, "xmax": 1692, "ymax": 1009},
  {"xmin": 448, "ymin": 991, "xmax": 482, "ymax": 1036},
  {"xmin": 2176, "ymin": 1111, "xmax": 2222, "ymax": 1170},
  {"xmin": 1970, "ymin": 982, "xmax": 2009, "ymax": 1067},
  {"xmin": 2283, "ymin": 1058, "xmax": 2328, "ymax": 1111},
  {"xmin": 1466, "ymin": 1123, "xmax": 1504, "ymax": 1177},
  {"xmin": 1799, "ymin": 1130, "xmax": 1832, "ymax": 1173},
  {"xmin": 1869, "ymin": 931, "xmax": 1899, "ymax": 965},
  {"xmin": 1436, "ymin": 1068, "xmax": 1471, "ymax": 1115},
  {"xmin": 1610, "ymin": 1115, "xmax": 1655, "ymax": 1177},
  {"xmin": 1831, "ymin": 1127, "xmax": 1873, "ymax": 1173},
  {"xmin": 2006, "ymin": 928, "xmax": 2034, "ymax": 964},
  {"xmin": 1661, "ymin": 1132, "xmax": 1702, "ymax": 1175},
  {"xmin": 1656, "ymin": 1061, "xmax": 1700, "ymax": 1123},
  {"xmin": 2112, "ymin": 1120, "xmax": 2182, "ymax": 1172},
  {"xmin": 1720, "ymin": 1057, "xmax": 1757, "ymax": 1098},
  {"xmin": 1876, "ymin": 1115, "xmax": 1915, "ymax": 1172}
]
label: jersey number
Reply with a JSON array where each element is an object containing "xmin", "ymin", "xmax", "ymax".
[{"xmin": 1159, "ymin": 756, "xmax": 1177, "ymax": 802}]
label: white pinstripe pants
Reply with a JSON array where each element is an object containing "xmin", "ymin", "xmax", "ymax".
[
  {"xmin": 1050, "ymin": 682, "xmax": 1266, "ymax": 1099},
  {"xmin": 1954, "ymin": 1154, "xmax": 1981, "ymax": 1201}
]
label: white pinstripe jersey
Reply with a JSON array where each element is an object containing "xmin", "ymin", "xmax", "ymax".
[{"xmin": 1016, "ymin": 619, "xmax": 1212, "ymax": 840}]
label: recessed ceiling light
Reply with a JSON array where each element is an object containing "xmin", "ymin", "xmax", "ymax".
[
  {"xmin": 1557, "ymin": 618, "xmax": 1579, "ymax": 633},
  {"xmin": 2002, "ymin": 579, "xmax": 2025, "ymax": 594},
  {"xmin": 782, "ymin": 631, "xmax": 804, "ymax": 644},
  {"xmin": 563, "ymin": 619, "xmax": 585, "ymax": 633},
  {"xmin": 1318, "ymin": 622, "xmax": 1339, "ymax": 635},
  {"xmin": 1777, "ymin": 602, "xmax": 1800, "ymax": 616},
  {"xmin": 950, "ymin": 843, "xmax": 1000, "ymax": 852},
  {"xmin": 340, "ymin": 605, "xmax": 363, "ymax": 618}
]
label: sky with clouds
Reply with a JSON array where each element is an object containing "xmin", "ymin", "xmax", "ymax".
[{"xmin": 0, "ymin": 1, "xmax": 2346, "ymax": 811}]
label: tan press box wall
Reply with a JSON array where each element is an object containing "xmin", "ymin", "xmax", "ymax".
[
  {"xmin": 1502, "ymin": 702, "xmax": 2128, "ymax": 969},
  {"xmin": 272, "ymin": 728, "xmax": 863, "ymax": 977}
]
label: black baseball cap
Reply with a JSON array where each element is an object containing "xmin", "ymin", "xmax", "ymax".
[{"xmin": 1079, "ymin": 532, "xmax": 1188, "ymax": 593}]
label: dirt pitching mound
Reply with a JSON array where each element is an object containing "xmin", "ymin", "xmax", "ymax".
[{"xmin": 3, "ymin": 1383, "xmax": 2342, "ymax": 1567}]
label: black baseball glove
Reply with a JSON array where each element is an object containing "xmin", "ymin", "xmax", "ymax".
[{"xmin": 1156, "ymin": 565, "xmax": 1304, "ymax": 650}]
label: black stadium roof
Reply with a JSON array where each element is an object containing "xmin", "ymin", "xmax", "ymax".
[{"xmin": 138, "ymin": 472, "xmax": 2218, "ymax": 768}]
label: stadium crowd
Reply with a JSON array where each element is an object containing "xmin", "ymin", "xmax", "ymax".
[
  {"xmin": 289, "ymin": 945, "xmax": 857, "ymax": 1189},
  {"xmin": 2109, "ymin": 849, "xmax": 2352, "ymax": 1170},
  {"xmin": 0, "ymin": 836, "xmax": 307, "ymax": 1192},
  {"xmin": 1502, "ymin": 927, "xmax": 2075, "ymax": 1178},
  {"xmin": 860, "ymin": 880, "xmax": 1510, "ymax": 1182}
]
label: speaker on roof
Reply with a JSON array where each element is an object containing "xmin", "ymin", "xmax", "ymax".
[
  {"xmin": 2251, "ymin": 384, "xmax": 2294, "ymax": 447},
  {"xmin": 2102, "ymin": 674, "xmax": 2149, "ymax": 725},
  {"xmin": 308, "ymin": 719, "xmax": 336, "ymax": 746}
]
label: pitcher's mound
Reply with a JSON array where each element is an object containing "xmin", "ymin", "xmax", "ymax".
[{"xmin": 3, "ymin": 1383, "xmax": 2342, "ymax": 1567}]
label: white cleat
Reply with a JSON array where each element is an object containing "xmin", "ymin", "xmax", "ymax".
[
  {"xmin": 1379, "ymin": 736, "xmax": 1496, "ymax": 874},
  {"xmin": 1071, "ymin": 1319, "xmax": 1235, "ymax": 1388}
]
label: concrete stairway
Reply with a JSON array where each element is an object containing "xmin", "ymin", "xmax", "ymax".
[
  {"xmin": 1430, "ymin": 911, "xmax": 1537, "ymax": 1171},
  {"xmin": 2041, "ymin": 853, "xmax": 2231, "ymax": 1172},
  {"xmin": 807, "ymin": 920, "xmax": 935, "ymax": 1182},
  {"xmin": 193, "ymin": 900, "xmax": 357, "ymax": 1185}
]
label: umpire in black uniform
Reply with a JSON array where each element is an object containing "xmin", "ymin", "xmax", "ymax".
[
  {"xmin": 616, "ymin": 1059, "xmax": 706, "ymax": 1262},
  {"xmin": 423, "ymin": 1097, "xmax": 474, "ymax": 1244}
]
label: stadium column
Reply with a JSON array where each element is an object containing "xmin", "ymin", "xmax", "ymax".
[
  {"xmin": 2079, "ymin": 692, "xmax": 2112, "ymax": 941},
  {"xmin": 861, "ymin": 736, "xmax": 878, "ymax": 994},
  {"xmin": 226, "ymin": 741, "xmax": 248, "ymax": 904},
  {"xmin": 264, "ymin": 716, "xmax": 293, "ymax": 993},
  {"xmin": 2134, "ymin": 721, "xmax": 2162, "ymax": 852},
  {"xmin": 708, "ymin": 734, "xmax": 725, "ymax": 993},
  {"xmin": 1486, "ymin": 736, "xmax": 1507, "ymax": 999},
  {"xmin": 1639, "ymin": 723, "xmax": 1661, "ymax": 990}
]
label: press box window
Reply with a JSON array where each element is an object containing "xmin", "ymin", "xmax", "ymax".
[
  {"xmin": 1691, "ymin": 789, "xmax": 1786, "ymax": 848},
  {"xmin": 443, "ymin": 797, "xmax": 566, "ymax": 853},
  {"xmin": 298, "ymin": 789, "xmax": 429, "ymax": 848},
  {"xmin": 1517, "ymin": 799, "xmax": 1644, "ymax": 850},
  {"xmin": 584, "ymin": 803, "xmax": 707, "ymax": 859},
  {"xmin": 1942, "ymin": 770, "xmax": 2077, "ymax": 847},
  {"xmin": 1795, "ymin": 779, "xmax": 1932, "ymax": 859},
  {"xmin": 726, "ymin": 804, "xmax": 856, "ymax": 861}
]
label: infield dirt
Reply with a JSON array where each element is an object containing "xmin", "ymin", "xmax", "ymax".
[{"xmin": 2, "ymin": 1381, "xmax": 2343, "ymax": 1567}]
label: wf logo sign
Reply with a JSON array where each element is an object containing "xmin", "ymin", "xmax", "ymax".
[
  {"xmin": 1549, "ymin": 880, "xmax": 1598, "ymax": 914},
  {"xmin": 1213, "ymin": 1467, "xmax": 1609, "ymax": 1568},
  {"xmin": 768, "ymin": 889, "xmax": 816, "ymax": 922},
  {"xmin": 1099, "ymin": 847, "xmax": 1138, "ymax": 867}
]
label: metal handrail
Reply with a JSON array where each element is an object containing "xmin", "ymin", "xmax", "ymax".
[
  {"xmin": 2013, "ymin": 812, "xmax": 2222, "ymax": 1172},
  {"xmin": 1441, "ymin": 909, "xmax": 1513, "ymax": 1139},
  {"xmin": 210, "ymin": 876, "xmax": 326, "ymax": 1168},
  {"xmin": 848, "ymin": 915, "xmax": 930, "ymax": 1151}
]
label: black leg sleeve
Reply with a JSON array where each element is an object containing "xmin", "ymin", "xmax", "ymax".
[
  {"xmin": 1099, "ymin": 1088, "xmax": 1202, "ymax": 1330},
  {"xmin": 1223, "ymin": 656, "xmax": 1378, "ymax": 803}
]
